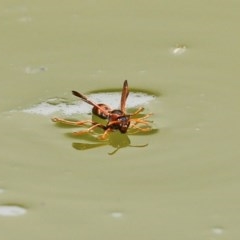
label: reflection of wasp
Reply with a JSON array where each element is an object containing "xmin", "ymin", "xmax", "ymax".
[
  {"xmin": 72, "ymin": 131, "xmax": 152, "ymax": 155},
  {"xmin": 52, "ymin": 80, "xmax": 152, "ymax": 139}
]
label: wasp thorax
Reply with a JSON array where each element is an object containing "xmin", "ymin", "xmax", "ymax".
[{"xmin": 111, "ymin": 109, "xmax": 123, "ymax": 115}]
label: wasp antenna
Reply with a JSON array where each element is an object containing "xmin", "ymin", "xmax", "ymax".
[
  {"xmin": 72, "ymin": 90, "xmax": 95, "ymax": 107},
  {"xmin": 72, "ymin": 90, "xmax": 110, "ymax": 116},
  {"xmin": 72, "ymin": 90, "xmax": 88, "ymax": 101}
]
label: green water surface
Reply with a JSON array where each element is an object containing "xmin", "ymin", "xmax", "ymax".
[{"xmin": 0, "ymin": 1, "xmax": 240, "ymax": 239}]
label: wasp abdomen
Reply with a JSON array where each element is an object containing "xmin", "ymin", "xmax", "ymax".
[{"xmin": 92, "ymin": 104, "xmax": 111, "ymax": 119}]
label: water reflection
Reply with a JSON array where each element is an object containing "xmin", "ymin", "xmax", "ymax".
[{"xmin": 72, "ymin": 131, "xmax": 152, "ymax": 155}]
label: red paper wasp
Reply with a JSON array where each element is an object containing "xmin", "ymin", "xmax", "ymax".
[{"xmin": 52, "ymin": 80, "xmax": 152, "ymax": 139}]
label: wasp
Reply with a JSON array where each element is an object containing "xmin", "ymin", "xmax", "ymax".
[{"xmin": 52, "ymin": 80, "xmax": 152, "ymax": 139}]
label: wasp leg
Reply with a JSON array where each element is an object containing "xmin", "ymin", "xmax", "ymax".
[
  {"xmin": 130, "ymin": 113, "xmax": 153, "ymax": 126},
  {"xmin": 98, "ymin": 128, "xmax": 112, "ymax": 140},
  {"xmin": 130, "ymin": 107, "xmax": 144, "ymax": 116},
  {"xmin": 73, "ymin": 123, "xmax": 104, "ymax": 136},
  {"xmin": 52, "ymin": 118, "xmax": 93, "ymax": 126},
  {"xmin": 129, "ymin": 125, "xmax": 152, "ymax": 133}
]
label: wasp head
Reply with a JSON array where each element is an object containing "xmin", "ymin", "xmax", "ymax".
[
  {"xmin": 117, "ymin": 115, "xmax": 130, "ymax": 133},
  {"xmin": 109, "ymin": 110, "xmax": 130, "ymax": 133}
]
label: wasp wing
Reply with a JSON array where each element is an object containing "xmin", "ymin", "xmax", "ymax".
[{"xmin": 120, "ymin": 80, "xmax": 129, "ymax": 113}]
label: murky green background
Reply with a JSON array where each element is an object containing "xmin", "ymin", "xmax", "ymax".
[{"xmin": 1, "ymin": 0, "xmax": 240, "ymax": 239}]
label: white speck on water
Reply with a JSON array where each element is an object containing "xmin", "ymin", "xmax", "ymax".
[
  {"xmin": 0, "ymin": 205, "xmax": 27, "ymax": 217},
  {"xmin": 171, "ymin": 44, "xmax": 187, "ymax": 55},
  {"xmin": 211, "ymin": 227, "xmax": 224, "ymax": 236},
  {"xmin": 110, "ymin": 212, "xmax": 123, "ymax": 219},
  {"xmin": 18, "ymin": 16, "xmax": 32, "ymax": 22},
  {"xmin": 25, "ymin": 66, "xmax": 48, "ymax": 74}
]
